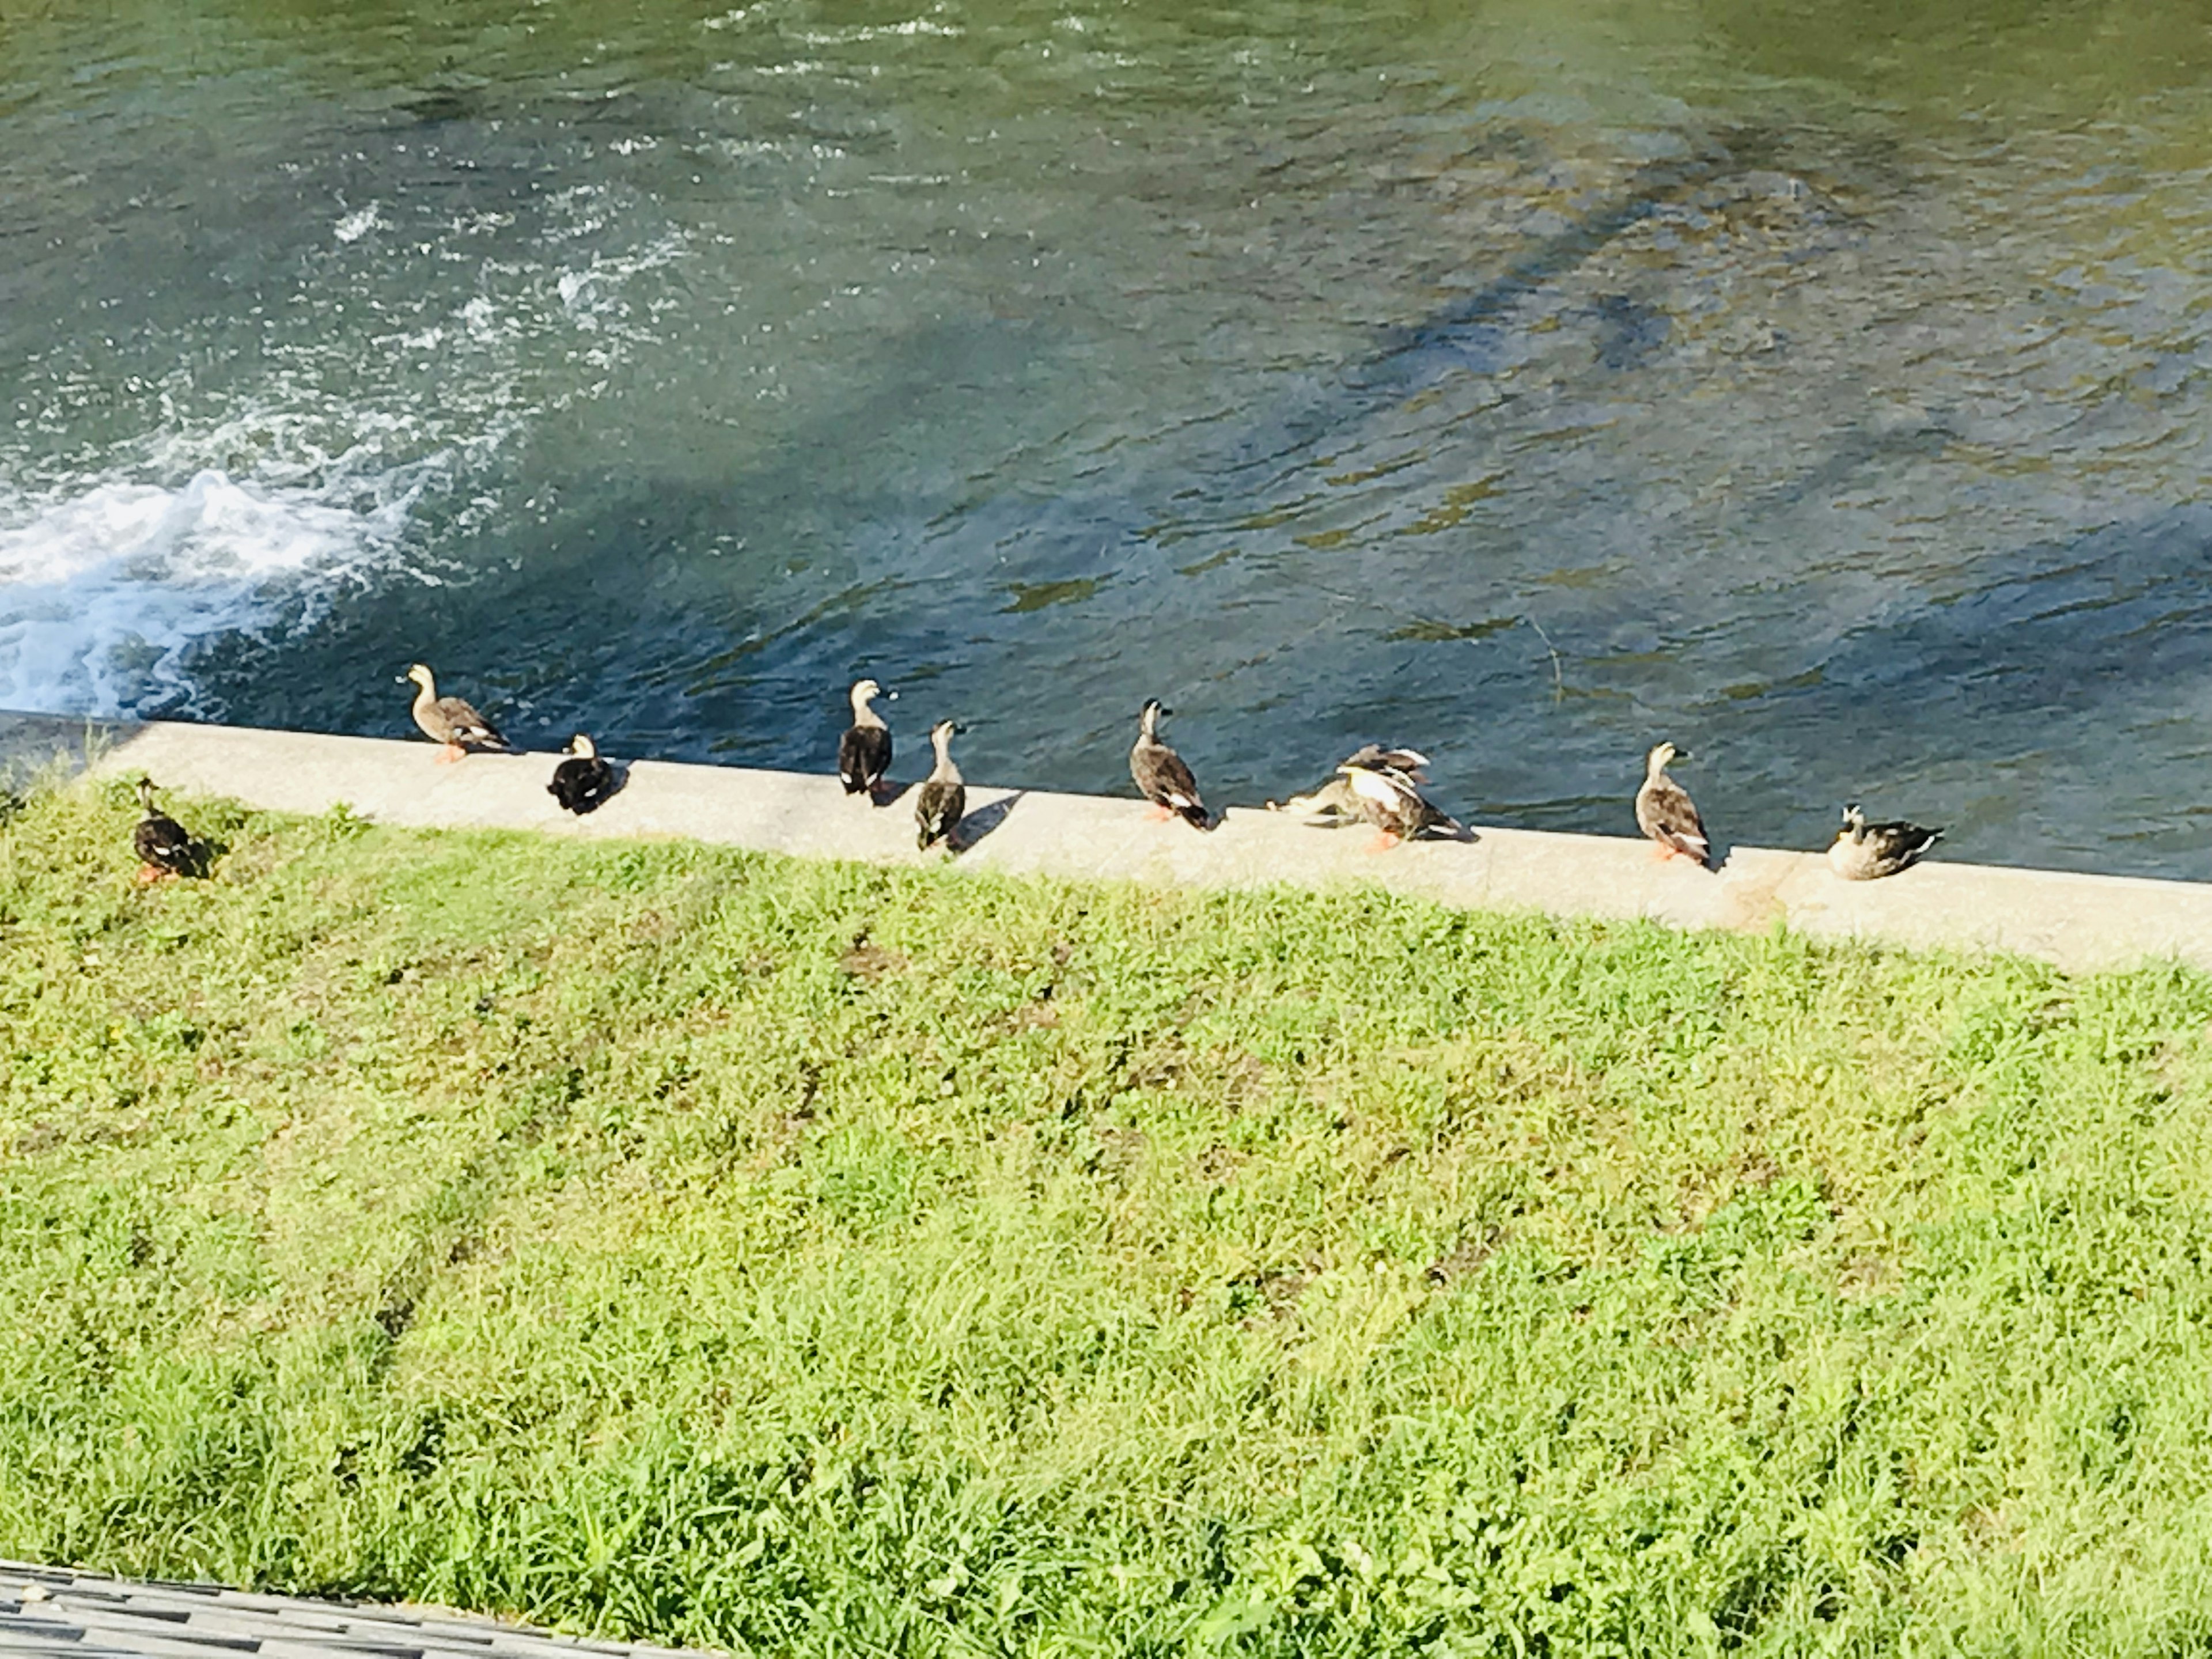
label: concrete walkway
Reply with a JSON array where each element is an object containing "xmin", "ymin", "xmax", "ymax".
[{"xmin": 11, "ymin": 710, "xmax": 2210, "ymax": 975}]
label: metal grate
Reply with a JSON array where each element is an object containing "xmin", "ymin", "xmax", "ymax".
[{"xmin": 0, "ymin": 1563, "xmax": 722, "ymax": 1659}]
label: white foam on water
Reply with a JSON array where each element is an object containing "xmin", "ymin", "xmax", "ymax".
[
  {"xmin": 790, "ymin": 16, "xmax": 963, "ymax": 43},
  {"xmin": 552, "ymin": 228, "xmax": 692, "ymax": 336},
  {"xmin": 0, "ymin": 160, "xmax": 701, "ymax": 723},
  {"xmin": 333, "ymin": 202, "xmax": 385, "ymax": 244},
  {"xmin": 0, "ymin": 465, "xmax": 426, "ymax": 718}
]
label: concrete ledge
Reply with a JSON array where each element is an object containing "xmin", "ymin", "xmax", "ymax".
[{"xmin": 53, "ymin": 714, "xmax": 2212, "ymax": 976}]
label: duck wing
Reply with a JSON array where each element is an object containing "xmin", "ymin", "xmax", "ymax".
[
  {"xmin": 548, "ymin": 756, "xmax": 615, "ymax": 815},
  {"xmin": 1636, "ymin": 777, "xmax": 1710, "ymax": 865},
  {"xmin": 1132, "ymin": 741, "xmax": 1208, "ymax": 828},
  {"xmin": 839, "ymin": 724, "xmax": 891, "ymax": 795},
  {"xmin": 1342, "ymin": 744, "xmax": 1431, "ymax": 781},
  {"xmin": 1346, "ymin": 755, "xmax": 1460, "ymax": 838},
  {"xmin": 1868, "ymin": 820, "xmax": 1942, "ymax": 874},
  {"xmin": 915, "ymin": 779, "xmax": 966, "ymax": 849},
  {"xmin": 436, "ymin": 696, "xmax": 508, "ymax": 750},
  {"xmin": 134, "ymin": 812, "xmax": 195, "ymax": 873},
  {"xmin": 1406, "ymin": 791, "xmax": 1462, "ymax": 838}
]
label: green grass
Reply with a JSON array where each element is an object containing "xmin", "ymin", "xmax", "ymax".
[{"xmin": 7, "ymin": 777, "xmax": 2212, "ymax": 1656}]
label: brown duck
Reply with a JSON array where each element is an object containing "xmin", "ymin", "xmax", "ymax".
[
  {"xmin": 838, "ymin": 677, "xmax": 893, "ymax": 801},
  {"xmin": 403, "ymin": 662, "xmax": 509, "ymax": 763},
  {"xmin": 1129, "ymin": 699, "xmax": 1208, "ymax": 829},
  {"xmin": 914, "ymin": 720, "xmax": 965, "ymax": 851},
  {"xmin": 1338, "ymin": 745, "xmax": 1462, "ymax": 851},
  {"xmin": 1828, "ymin": 804, "xmax": 1941, "ymax": 880},
  {"xmin": 1634, "ymin": 741, "xmax": 1710, "ymax": 866},
  {"xmin": 132, "ymin": 777, "xmax": 197, "ymax": 882}
]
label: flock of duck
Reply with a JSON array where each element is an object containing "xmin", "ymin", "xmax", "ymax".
[{"xmin": 123, "ymin": 661, "xmax": 1946, "ymax": 885}]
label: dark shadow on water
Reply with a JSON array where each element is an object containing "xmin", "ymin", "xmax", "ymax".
[
  {"xmin": 1360, "ymin": 149, "xmax": 1715, "ymax": 392},
  {"xmin": 1759, "ymin": 508, "xmax": 2212, "ymax": 752},
  {"xmin": 180, "ymin": 126, "xmax": 1768, "ymax": 772}
]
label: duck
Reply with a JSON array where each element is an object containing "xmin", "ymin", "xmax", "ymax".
[
  {"xmin": 1267, "ymin": 771, "xmax": 1362, "ymax": 824},
  {"xmin": 1345, "ymin": 744, "xmax": 1433, "ymax": 777},
  {"xmin": 132, "ymin": 777, "xmax": 197, "ymax": 882},
  {"xmin": 402, "ymin": 662, "xmax": 509, "ymax": 763},
  {"xmin": 1828, "ymin": 804, "xmax": 1942, "ymax": 880},
  {"xmin": 547, "ymin": 734, "xmax": 615, "ymax": 815},
  {"xmin": 1129, "ymin": 698, "xmax": 1209, "ymax": 829},
  {"xmin": 1271, "ymin": 747, "xmax": 1438, "ymax": 824},
  {"xmin": 838, "ymin": 677, "xmax": 893, "ymax": 801},
  {"xmin": 1338, "ymin": 745, "xmax": 1463, "ymax": 850},
  {"xmin": 914, "ymin": 719, "xmax": 965, "ymax": 851},
  {"xmin": 1634, "ymin": 741, "xmax": 1710, "ymax": 866}
]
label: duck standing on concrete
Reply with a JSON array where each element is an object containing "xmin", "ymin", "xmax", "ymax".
[
  {"xmin": 1634, "ymin": 741, "xmax": 1710, "ymax": 866},
  {"xmin": 838, "ymin": 678, "xmax": 893, "ymax": 801},
  {"xmin": 547, "ymin": 734, "xmax": 615, "ymax": 815},
  {"xmin": 403, "ymin": 663, "xmax": 509, "ymax": 763},
  {"xmin": 1338, "ymin": 745, "xmax": 1462, "ymax": 850},
  {"xmin": 132, "ymin": 777, "xmax": 197, "ymax": 882},
  {"xmin": 1130, "ymin": 699, "xmax": 1209, "ymax": 829},
  {"xmin": 1828, "ymin": 804, "xmax": 1941, "ymax": 880},
  {"xmin": 914, "ymin": 720, "xmax": 965, "ymax": 851},
  {"xmin": 1268, "ymin": 746, "xmax": 1425, "ymax": 827}
]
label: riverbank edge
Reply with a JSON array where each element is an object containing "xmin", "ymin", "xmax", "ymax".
[{"xmin": 10, "ymin": 707, "xmax": 2210, "ymax": 974}]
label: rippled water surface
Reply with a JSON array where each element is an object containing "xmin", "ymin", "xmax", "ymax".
[{"xmin": 7, "ymin": 0, "xmax": 2212, "ymax": 872}]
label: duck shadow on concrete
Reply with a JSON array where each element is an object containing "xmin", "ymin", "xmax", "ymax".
[{"xmin": 951, "ymin": 791, "xmax": 1023, "ymax": 853}]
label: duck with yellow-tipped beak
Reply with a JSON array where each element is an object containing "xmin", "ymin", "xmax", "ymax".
[
  {"xmin": 401, "ymin": 662, "xmax": 509, "ymax": 763},
  {"xmin": 838, "ymin": 677, "xmax": 893, "ymax": 801}
]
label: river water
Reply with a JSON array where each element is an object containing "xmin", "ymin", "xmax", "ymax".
[{"xmin": 6, "ymin": 0, "xmax": 2212, "ymax": 874}]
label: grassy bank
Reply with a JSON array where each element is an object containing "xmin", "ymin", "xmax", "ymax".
[{"xmin": 7, "ymin": 777, "xmax": 2212, "ymax": 1656}]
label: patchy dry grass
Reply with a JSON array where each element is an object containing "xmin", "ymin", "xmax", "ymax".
[{"xmin": 7, "ymin": 776, "xmax": 2212, "ymax": 1655}]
